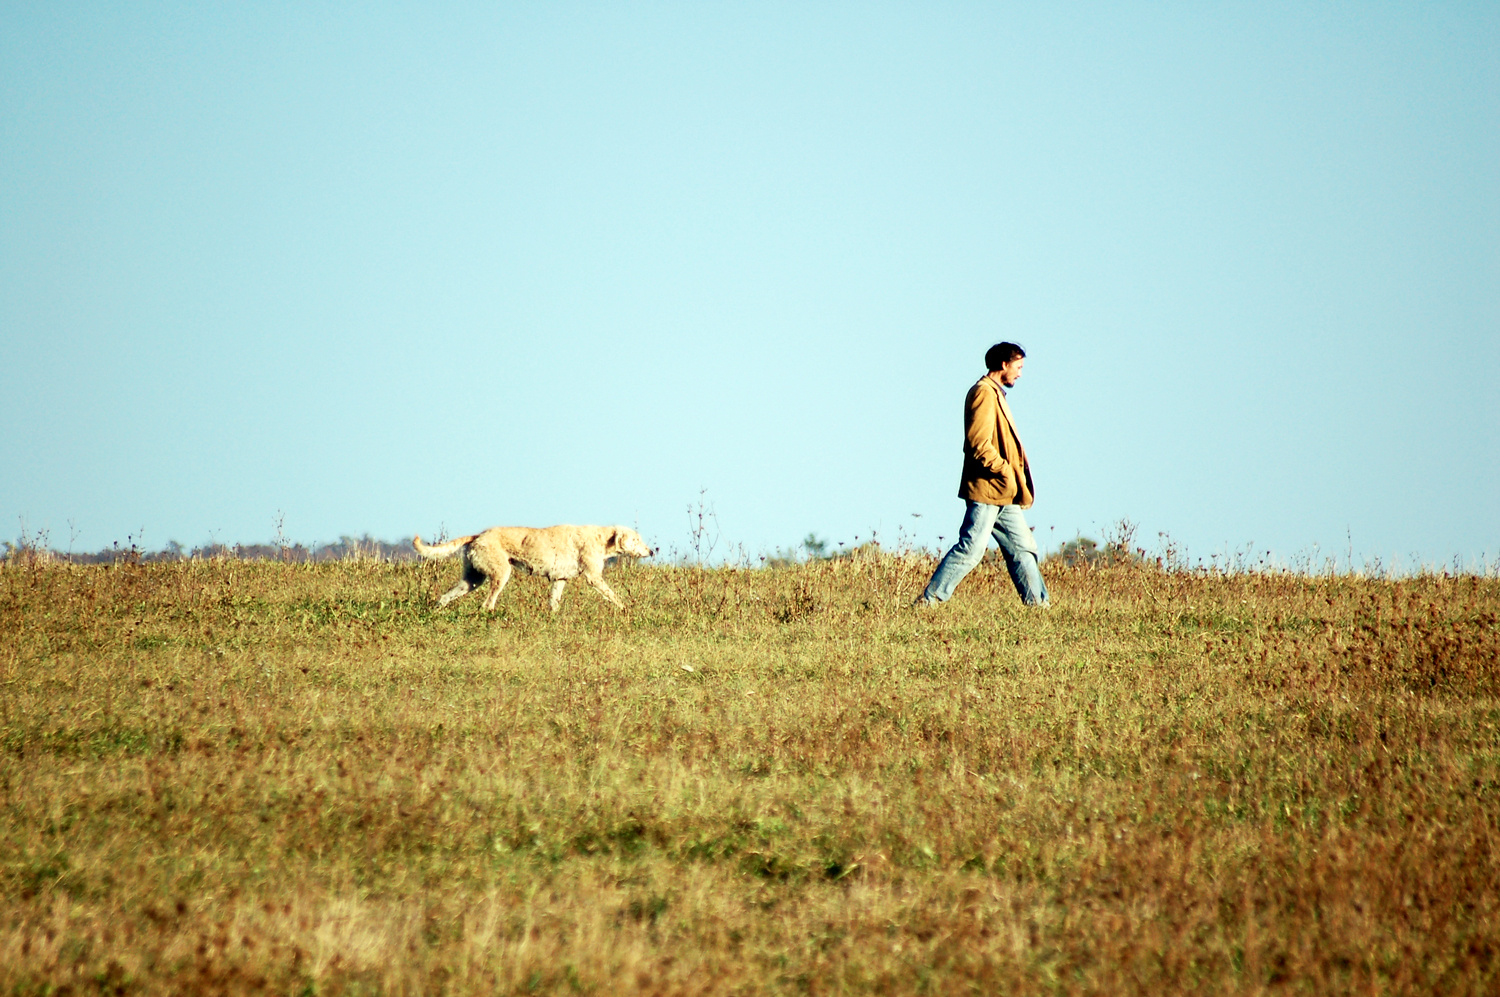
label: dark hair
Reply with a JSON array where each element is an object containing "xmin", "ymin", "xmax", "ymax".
[{"xmin": 984, "ymin": 342, "xmax": 1026, "ymax": 371}]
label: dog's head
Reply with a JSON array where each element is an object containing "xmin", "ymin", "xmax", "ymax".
[{"xmin": 607, "ymin": 527, "xmax": 654, "ymax": 558}]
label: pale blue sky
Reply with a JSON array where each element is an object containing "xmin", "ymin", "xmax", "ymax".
[{"xmin": 3, "ymin": 3, "xmax": 1496, "ymax": 567}]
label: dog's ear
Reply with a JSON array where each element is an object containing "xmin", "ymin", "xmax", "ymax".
[{"xmin": 606, "ymin": 528, "xmax": 620, "ymax": 551}]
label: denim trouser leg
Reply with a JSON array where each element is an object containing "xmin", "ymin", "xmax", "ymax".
[
  {"xmin": 920, "ymin": 502, "xmax": 999, "ymax": 603},
  {"xmin": 991, "ymin": 504, "xmax": 1049, "ymax": 606},
  {"xmin": 920, "ymin": 501, "xmax": 1049, "ymax": 606}
]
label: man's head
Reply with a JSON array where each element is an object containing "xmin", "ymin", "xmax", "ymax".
[{"xmin": 985, "ymin": 342, "xmax": 1026, "ymax": 388}]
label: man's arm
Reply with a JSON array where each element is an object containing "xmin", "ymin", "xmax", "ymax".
[{"xmin": 964, "ymin": 382, "xmax": 1012, "ymax": 478}]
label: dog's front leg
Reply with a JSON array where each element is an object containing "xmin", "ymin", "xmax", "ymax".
[
  {"xmin": 548, "ymin": 580, "xmax": 567, "ymax": 612},
  {"xmin": 582, "ymin": 572, "xmax": 626, "ymax": 609}
]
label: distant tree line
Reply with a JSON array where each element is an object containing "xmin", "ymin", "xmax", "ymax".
[
  {"xmin": 762, "ymin": 533, "xmax": 891, "ymax": 568},
  {"xmin": 1047, "ymin": 535, "xmax": 1141, "ymax": 567},
  {"xmin": 2, "ymin": 535, "xmax": 421, "ymax": 565},
  {"xmin": 6, "ymin": 528, "xmax": 1144, "ymax": 570}
]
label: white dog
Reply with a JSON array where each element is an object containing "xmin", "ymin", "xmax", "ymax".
[{"xmin": 413, "ymin": 525, "xmax": 653, "ymax": 612}]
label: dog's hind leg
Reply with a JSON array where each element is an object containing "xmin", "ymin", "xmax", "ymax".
[
  {"xmin": 437, "ymin": 559, "xmax": 486, "ymax": 607},
  {"xmin": 482, "ymin": 562, "xmax": 514, "ymax": 612},
  {"xmin": 548, "ymin": 580, "xmax": 568, "ymax": 613},
  {"xmin": 437, "ymin": 577, "xmax": 473, "ymax": 606}
]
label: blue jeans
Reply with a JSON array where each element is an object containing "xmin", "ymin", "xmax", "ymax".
[{"xmin": 919, "ymin": 501, "xmax": 1049, "ymax": 606}]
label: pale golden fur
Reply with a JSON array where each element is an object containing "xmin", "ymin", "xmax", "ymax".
[{"xmin": 412, "ymin": 525, "xmax": 653, "ymax": 612}]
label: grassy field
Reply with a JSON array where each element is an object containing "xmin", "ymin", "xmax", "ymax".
[{"xmin": 1, "ymin": 549, "xmax": 1497, "ymax": 995}]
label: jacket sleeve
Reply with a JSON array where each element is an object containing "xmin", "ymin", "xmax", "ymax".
[{"xmin": 964, "ymin": 383, "xmax": 1011, "ymax": 477}]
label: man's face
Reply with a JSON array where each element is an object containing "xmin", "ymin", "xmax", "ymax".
[{"xmin": 995, "ymin": 356, "xmax": 1025, "ymax": 388}]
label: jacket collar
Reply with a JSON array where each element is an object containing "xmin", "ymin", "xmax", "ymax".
[{"xmin": 984, "ymin": 374, "xmax": 1020, "ymax": 438}]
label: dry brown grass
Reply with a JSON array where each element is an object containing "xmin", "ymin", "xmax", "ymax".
[{"xmin": 1, "ymin": 551, "xmax": 1497, "ymax": 995}]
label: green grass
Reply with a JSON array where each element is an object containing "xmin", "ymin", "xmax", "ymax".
[{"xmin": 1, "ymin": 552, "xmax": 1497, "ymax": 994}]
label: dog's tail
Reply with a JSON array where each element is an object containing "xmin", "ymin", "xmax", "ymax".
[{"xmin": 412, "ymin": 534, "xmax": 479, "ymax": 560}]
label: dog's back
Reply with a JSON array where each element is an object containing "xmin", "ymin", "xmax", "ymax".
[{"xmin": 475, "ymin": 525, "xmax": 601, "ymax": 580}]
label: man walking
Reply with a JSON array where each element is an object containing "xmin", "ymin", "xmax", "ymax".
[{"xmin": 915, "ymin": 342, "xmax": 1050, "ymax": 607}]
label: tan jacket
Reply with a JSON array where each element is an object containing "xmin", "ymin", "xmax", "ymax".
[{"xmin": 958, "ymin": 374, "xmax": 1035, "ymax": 507}]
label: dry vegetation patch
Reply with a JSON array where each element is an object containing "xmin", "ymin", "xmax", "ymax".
[{"xmin": 1, "ymin": 555, "xmax": 1497, "ymax": 994}]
